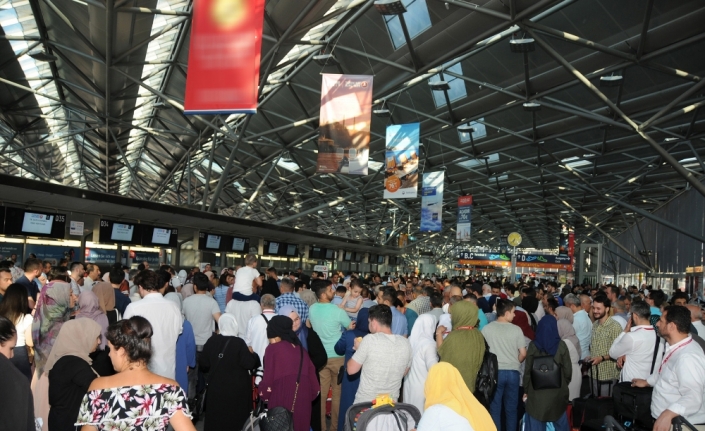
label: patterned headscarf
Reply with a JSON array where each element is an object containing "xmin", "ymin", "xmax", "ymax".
[{"xmin": 32, "ymin": 281, "xmax": 73, "ymax": 376}]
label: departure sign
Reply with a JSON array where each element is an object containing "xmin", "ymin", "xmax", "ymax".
[
  {"xmin": 4, "ymin": 207, "xmax": 66, "ymax": 239},
  {"xmin": 99, "ymin": 219, "xmax": 140, "ymax": 245}
]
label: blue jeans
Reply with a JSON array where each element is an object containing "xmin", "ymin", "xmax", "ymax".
[
  {"xmin": 524, "ymin": 412, "xmax": 570, "ymax": 431},
  {"xmin": 490, "ymin": 370, "xmax": 520, "ymax": 431}
]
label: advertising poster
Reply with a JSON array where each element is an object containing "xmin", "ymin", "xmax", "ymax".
[
  {"xmin": 384, "ymin": 123, "xmax": 419, "ymax": 198},
  {"xmin": 456, "ymin": 195, "xmax": 472, "ymax": 241},
  {"xmin": 317, "ymin": 74, "xmax": 372, "ymax": 175},
  {"xmin": 0, "ymin": 242, "xmax": 23, "ymax": 262},
  {"xmin": 184, "ymin": 0, "xmax": 265, "ymax": 114},
  {"xmin": 420, "ymin": 171, "xmax": 444, "ymax": 232},
  {"xmin": 559, "ymin": 224, "xmax": 569, "ymax": 255}
]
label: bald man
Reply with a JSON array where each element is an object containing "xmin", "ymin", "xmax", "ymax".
[{"xmin": 687, "ymin": 304, "xmax": 705, "ymax": 338}]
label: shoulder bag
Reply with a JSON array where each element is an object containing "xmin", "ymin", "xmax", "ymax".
[
  {"xmin": 192, "ymin": 338, "xmax": 232, "ymax": 422},
  {"xmin": 260, "ymin": 345, "xmax": 303, "ymax": 431}
]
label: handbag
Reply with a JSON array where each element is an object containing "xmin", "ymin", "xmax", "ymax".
[
  {"xmin": 260, "ymin": 345, "xmax": 303, "ymax": 431},
  {"xmin": 191, "ymin": 338, "xmax": 232, "ymax": 422},
  {"xmin": 531, "ymin": 350, "xmax": 562, "ymax": 390}
]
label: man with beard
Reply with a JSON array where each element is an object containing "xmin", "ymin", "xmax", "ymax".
[{"xmin": 587, "ymin": 295, "xmax": 621, "ymax": 395}]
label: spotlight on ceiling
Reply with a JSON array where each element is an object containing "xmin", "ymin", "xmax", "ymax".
[
  {"xmin": 457, "ymin": 124, "xmax": 475, "ymax": 133},
  {"xmin": 153, "ymin": 101, "xmax": 172, "ymax": 110},
  {"xmin": 281, "ymin": 152, "xmax": 293, "ymax": 163},
  {"xmin": 509, "ymin": 38, "xmax": 535, "ymax": 53},
  {"xmin": 522, "ymin": 102, "xmax": 541, "ymax": 112},
  {"xmin": 373, "ymin": 0, "xmax": 407, "ymax": 15},
  {"xmin": 429, "ymin": 81, "xmax": 451, "ymax": 91},
  {"xmin": 373, "ymin": 109, "xmax": 391, "ymax": 117},
  {"xmin": 313, "ymin": 53, "xmax": 339, "ymax": 66},
  {"xmin": 599, "ymin": 74, "xmax": 623, "ymax": 87},
  {"xmin": 29, "ymin": 50, "xmax": 57, "ymax": 62}
]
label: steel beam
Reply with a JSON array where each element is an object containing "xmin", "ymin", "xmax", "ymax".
[{"xmin": 273, "ymin": 197, "xmax": 347, "ymax": 226}]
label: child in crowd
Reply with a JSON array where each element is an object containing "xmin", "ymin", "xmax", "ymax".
[
  {"xmin": 332, "ymin": 286, "xmax": 347, "ymax": 306},
  {"xmin": 342, "ymin": 284, "xmax": 364, "ymax": 320}
]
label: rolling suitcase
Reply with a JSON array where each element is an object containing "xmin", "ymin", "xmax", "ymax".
[{"xmin": 572, "ymin": 365, "xmax": 614, "ymax": 429}]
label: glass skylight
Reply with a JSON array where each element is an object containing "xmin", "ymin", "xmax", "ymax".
[
  {"xmin": 458, "ymin": 119, "xmax": 487, "ymax": 143},
  {"xmin": 429, "ymin": 62, "xmax": 467, "ymax": 108},
  {"xmin": 458, "ymin": 153, "xmax": 499, "ymax": 169},
  {"xmin": 383, "ymin": 0, "xmax": 432, "ymax": 50},
  {"xmin": 561, "ymin": 156, "xmax": 592, "ymax": 168}
]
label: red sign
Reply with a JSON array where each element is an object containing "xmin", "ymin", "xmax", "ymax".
[
  {"xmin": 458, "ymin": 196, "xmax": 473, "ymax": 206},
  {"xmin": 568, "ymin": 231, "xmax": 575, "ymax": 269},
  {"xmin": 184, "ymin": 0, "xmax": 265, "ymax": 114}
]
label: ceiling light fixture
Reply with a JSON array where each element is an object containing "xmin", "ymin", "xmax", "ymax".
[
  {"xmin": 599, "ymin": 74, "xmax": 623, "ymax": 87},
  {"xmin": 509, "ymin": 38, "xmax": 535, "ymax": 53},
  {"xmin": 522, "ymin": 102, "xmax": 541, "ymax": 111},
  {"xmin": 313, "ymin": 53, "xmax": 340, "ymax": 66},
  {"xmin": 373, "ymin": 0, "xmax": 407, "ymax": 15},
  {"xmin": 429, "ymin": 81, "xmax": 451, "ymax": 91}
]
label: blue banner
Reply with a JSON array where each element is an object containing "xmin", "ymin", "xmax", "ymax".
[
  {"xmin": 420, "ymin": 171, "xmax": 444, "ymax": 232},
  {"xmin": 384, "ymin": 123, "xmax": 419, "ymax": 199},
  {"xmin": 0, "ymin": 242, "xmax": 23, "ymax": 262},
  {"xmin": 133, "ymin": 252, "xmax": 160, "ymax": 266},
  {"xmin": 25, "ymin": 244, "xmax": 76, "ymax": 264}
]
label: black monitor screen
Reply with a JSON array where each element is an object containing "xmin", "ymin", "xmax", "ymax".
[
  {"xmin": 4, "ymin": 207, "xmax": 66, "ymax": 239},
  {"xmin": 232, "ymin": 237, "xmax": 247, "ymax": 252},
  {"xmin": 378, "ymin": 255, "xmax": 385, "ymax": 264},
  {"xmin": 325, "ymin": 249, "xmax": 334, "ymax": 260},
  {"xmin": 286, "ymin": 244, "xmax": 297, "ymax": 257},
  {"xmin": 310, "ymin": 247, "xmax": 321, "ymax": 259}
]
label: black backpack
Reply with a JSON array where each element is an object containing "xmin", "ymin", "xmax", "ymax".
[
  {"xmin": 474, "ymin": 339, "xmax": 498, "ymax": 408},
  {"xmin": 344, "ymin": 402, "xmax": 421, "ymax": 431},
  {"xmin": 530, "ymin": 351, "xmax": 562, "ymax": 390}
]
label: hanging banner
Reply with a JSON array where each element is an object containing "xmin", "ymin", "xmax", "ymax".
[
  {"xmin": 420, "ymin": 171, "xmax": 444, "ymax": 232},
  {"xmin": 456, "ymin": 195, "xmax": 472, "ymax": 241},
  {"xmin": 184, "ymin": 0, "xmax": 265, "ymax": 114},
  {"xmin": 568, "ymin": 230, "xmax": 575, "ymax": 268},
  {"xmin": 384, "ymin": 123, "xmax": 419, "ymax": 198},
  {"xmin": 559, "ymin": 224, "xmax": 569, "ymax": 255},
  {"xmin": 317, "ymin": 74, "xmax": 372, "ymax": 175}
]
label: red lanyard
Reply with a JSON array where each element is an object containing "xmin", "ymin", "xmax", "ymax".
[
  {"xmin": 456, "ymin": 326, "xmax": 475, "ymax": 330},
  {"xmin": 658, "ymin": 338, "xmax": 692, "ymax": 373},
  {"xmin": 633, "ymin": 326, "xmax": 654, "ymax": 332}
]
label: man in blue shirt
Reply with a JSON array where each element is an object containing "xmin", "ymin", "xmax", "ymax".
[
  {"xmin": 275, "ymin": 277, "xmax": 309, "ymax": 324},
  {"xmin": 15, "ymin": 258, "xmax": 43, "ymax": 309},
  {"xmin": 382, "ymin": 289, "xmax": 408, "ymax": 337}
]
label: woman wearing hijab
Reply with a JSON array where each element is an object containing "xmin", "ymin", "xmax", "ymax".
[
  {"xmin": 523, "ymin": 315, "xmax": 572, "ymax": 431},
  {"xmin": 555, "ymin": 308, "xmax": 581, "ymax": 401},
  {"xmin": 76, "ymin": 291, "xmax": 109, "ymax": 350},
  {"xmin": 404, "ymin": 313, "xmax": 439, "ymax": 414},
  {"xmin": 279, "ymin": 305, "xmax": 327, "ymax": 431},
  {"xmin": 91, "ymin": 281, "xmax": 119, "ymax": 324},
  {"xmin": 417, "ymin": 362, "xmax": 497, "ymax": 431},
  {"xmin": 334, "ymin": 307, "xmax": 370, "ymax": 431},
  {"xmin": 32, "ymin": 278, "xmax": 76, "ymax": 431},
  {"xmin": 47, "ymin": 319, "xmax": 101, "ymax": 431},
  {"xmin": 436, "ymin": 301, "xmax": 486, "ymax": 391},
  {"xmin": 199, "ymin": 313, "xmax": 260, "ymax": 431},
  {"xmin": 260, "ymin": 316, "xmax": 321, "ymax": 431}
]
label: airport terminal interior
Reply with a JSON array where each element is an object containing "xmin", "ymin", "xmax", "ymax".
[{"xmin": 0, "ymin": 0, "xmax": 703, "ymax": 289}]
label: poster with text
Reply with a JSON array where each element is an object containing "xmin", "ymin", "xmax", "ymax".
[
  {"xmin": 184, "ymin": 0, "xmax": 265, "ymax": 114},
  {"xmin": 317, "ymin": 74, "xmax": 372, "ymax": 175},
  {"xmin": 420, "ymin": 171, "xmax": 444, "ymax": 232},
  {"xmin": 456, "ymin": 195, "xmax": 472, "ymax": 241},
  {"xmin": 384, "ymin": 123, "xmax": 420, "ymax": 198}
]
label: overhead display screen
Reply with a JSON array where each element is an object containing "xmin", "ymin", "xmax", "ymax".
[
  {"xmin": 325, "ymin": 249, "xmax": 334, "ymax": 260},
  {"xmin": 22, "ymin": 212, "xmax": 54, "ymax": 234},
  {"xmin": 151, "ymin": 228, "xmax": 171, "ymax": 245},
  {"xmin": 309, "ymin": 247, "xmax": 322, "ymax": 259},
  {"xmin": 140, "ymin": 225, "xmax": 178, "ymax": 248},
  {"xmin": 378, "ymin": 255, "xmax": 386, "ymax": 264},
  {"xmin": 206, "ymin": 234, "xmax": 221, "ymax": 249},
  {"xmin": 232, "ymin": 237, "xmax": 248, "ymax": 252},
  {"xmin": 268, "ymin": 242, "xmax": 280, "ymax": 255},
  {"xmin": 4, "ymin": 207, "xmax": 66, "ymax": 239},
  {"xmin": 286, "ymin": 244, "xmax": 298, "ymax": 257},
  {"xmin": 112, "ymin": 223, "xmax": 134, "ymax": 242},
  {"xmin": 198, "ymin": 231, "xmax": 227, "ymax": 251},
  {"xmin": 344, "ymin": 251, "xmax": 352, "ymax": 261}
]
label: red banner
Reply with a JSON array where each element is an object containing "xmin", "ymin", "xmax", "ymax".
[
  {"xmin": 184, "ymin": 0, "xmax": 265, "ymax": 114},
  {"xmin": 568, "ymin": 231, "xmax": 575, "ymax": 269}
]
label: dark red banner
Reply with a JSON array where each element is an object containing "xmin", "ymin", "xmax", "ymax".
[{"xmin": 184, "ymin": 0, "xmax": 265, "ymax": 114}]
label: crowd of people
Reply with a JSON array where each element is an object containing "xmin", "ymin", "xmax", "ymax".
[{"xmin": 1, "ymin": 254, "xmax": 705, "ymax": 431}]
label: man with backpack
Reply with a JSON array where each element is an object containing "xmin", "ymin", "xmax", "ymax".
[{"xmin": 482, "ymin": 298, "xmax": 527, "ymax": 431}]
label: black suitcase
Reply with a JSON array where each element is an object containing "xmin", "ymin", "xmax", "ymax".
[
  {"xmin": 612, "ymin": 383, "xmax": 653, "ymax": 429},
  {"xmin": 581, "ymin": 418, "xmax": 607, "ymax": 431},
  {"xmin": 573, "ymin": 365, "xmax": 615, "ymax": 429}
]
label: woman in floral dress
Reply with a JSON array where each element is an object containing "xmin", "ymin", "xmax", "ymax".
[{"xmin": 75, "ymin": 316, "xmax": 195, "ymax": 431}]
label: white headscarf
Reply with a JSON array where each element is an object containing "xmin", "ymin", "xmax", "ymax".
[
  {"xmin": 219, "ymin": 313, "xmax": 239, "ymax": 337},
  {"xmin": 408, "ymin": 314, "xmax": 438, "ymax": 355},
  {"xmin": 177, "ymin": 270, "xmax": 187, "ymax": 286}
]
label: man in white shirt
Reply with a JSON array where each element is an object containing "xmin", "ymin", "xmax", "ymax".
[
  {"xmin": 565, "ymin": 293, "xmax": 592, "ymax": 359},
  {"xmin": 609, "ymin": 301, "xmax": 659, "ymax": 382},
  {"xmin": 225, "ymin": 283, "xmax": 262, "ymax": 339},
  {"xmin": 245, "ymin": 294, "xmax": 277, "ymax": 382},
  {"xmin": 123, "ymin": 270, "xmax": 182, "ymax": 379},
  {"xmin": 82, "ymin": 263, "xmax": 101, "ymax": 292},
  {"xmin": 348, "ymin": 304, "xmax": 412, "ymax": 404},
  {"xmin": 69, "ymin": 261, "xmax": 83, "ymax": 297},
  {"xmin": 632, "ymin": 306, "xmax": 705, "ymax": 431},
  {"xmin": 687, "ymin": 305, "xmax": 705, "ymax": 339}
]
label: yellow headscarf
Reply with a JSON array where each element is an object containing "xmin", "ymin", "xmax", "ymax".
[{"xmin": 424, "ymin": 362, "xmax": 496, "ymax": 431}]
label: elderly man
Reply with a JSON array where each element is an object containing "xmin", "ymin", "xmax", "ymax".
[{"xmin": 565, "ymin": 293, "xmax": 592, "ymax": 360}]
